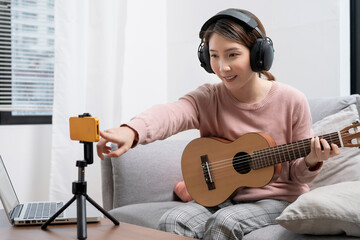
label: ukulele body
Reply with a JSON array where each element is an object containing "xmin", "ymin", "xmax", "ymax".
[{"xmin": 181, "ymin": 132, "xmax": 280, "ymax": 207}]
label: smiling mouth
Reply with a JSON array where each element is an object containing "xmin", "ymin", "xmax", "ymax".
[{"xmin": 223, "ymin": 75, "xmax": 237, "ymax": 82}]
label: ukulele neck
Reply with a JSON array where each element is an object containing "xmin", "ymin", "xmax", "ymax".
[{"xmin": 251, "ymin": 131, "xmax": 342, "ymax": 170}]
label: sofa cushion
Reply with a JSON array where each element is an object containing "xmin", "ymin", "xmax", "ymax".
[
  {"xmin": 307, "ymin": 95, "xmax": 360, "ymax": 123},
  {"xmin": 276, "ymin": 181, "xmax": 360, "ymax": 237},
  {"xmin": 111, "ymin": 140, "xmax": 188, "ymax": 208},
  {"xmin": 309, "ymin": 104, "xmax": 360, "ymax": 189},
  {"xmin": 109, "ymin": 201, "xmax": 185, "ymax": 229}
]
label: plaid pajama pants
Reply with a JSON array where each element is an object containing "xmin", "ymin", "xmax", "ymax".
[{"xmin": 158, "ymin": 199, "xmax": 290, "ymax": 240}]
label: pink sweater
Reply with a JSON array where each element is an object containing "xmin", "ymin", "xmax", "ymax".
[{"xmin": 126, "ymin": 81, "xmax": 321, "ymax": 203}]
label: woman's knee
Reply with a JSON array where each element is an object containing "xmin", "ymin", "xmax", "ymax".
[
  {"xmin": 158, "ymin": 206, "xmax": 183, "ymax": 232},
  {"xmin": 204, "ymin": 208, "xmax": 244, "ymax": 240},
  {"xmin": 158, "ymin": 203, "xmax": 210, "ymax": 238}
]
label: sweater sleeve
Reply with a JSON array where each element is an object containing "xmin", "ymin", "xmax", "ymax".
[
  {"xmin": 125, "ymin": 96, "xmax": 201, "ymax": 145},
  {"xmin": 288, "ymin": 95, "xmax": 322, "ymax": 184},
  {"xmin": 125, "ymin": 84, "xmax": 220, "ymax": 145}
]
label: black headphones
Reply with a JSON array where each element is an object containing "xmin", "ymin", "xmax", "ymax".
[{"xmin": 198, "ymin": 8, "xmax": 274, "ymax": 73}]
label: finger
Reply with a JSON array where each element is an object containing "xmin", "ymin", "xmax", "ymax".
[
  {"xmin": 310, "ymin": 137, "xmax": 315, "ymax": 152},
  {"xmin": 106, "ymin": 145, "xmax": 130, "ymax": 159},
  {"xmin": 96, "ymin": 144, "xmax": 105, "ymax": 160},
  {"xmin": 99, "ymin": 147, "xmax": 113, "ymax": 160},
  {"xmin": 100, "ymin": 130, "xmax": 119, "ymax": 142},
  {"xmin": 97, "ymin": 148, "xmax": 108, "ymax": 160},
  {"xmin": 314, "ymin": 137, "xmax": 322, "ymax": 156},
  {"xmin": 100, "ymin": 130, "xmax": 110, "ymax": 139},
  {"xmin": 98, "ymin": 151, "xmax": 105, "ymax": 160},
  {"xmin": 96, "ymin": 138, "xmax": 110, "ymax": 160},
  {"xmin": 319, "ymin": 139, "xmax": 330, "ymax": 160},
  {"xmin": 330, "ymin": 143, "xmax": 340, "ymax": 156},
  {"xmin": 96, "ymin": 137, "xmax": 107, "ymax": 148}
]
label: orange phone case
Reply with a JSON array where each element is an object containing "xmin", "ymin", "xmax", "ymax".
[{"xmin": 69, "ymin": 116, "xmax": 100, "ymax": 142}]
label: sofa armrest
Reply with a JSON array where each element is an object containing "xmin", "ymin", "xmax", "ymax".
[
  {"xmin": 108, "ymin": 139, "xmax": 189, "ymax": 208},
  {"xmin": 101, "ymin": 156, "xmax": 114, "ymax": 211}
]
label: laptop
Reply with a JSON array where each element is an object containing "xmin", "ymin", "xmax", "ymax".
[{"xmin": 0, "ymin": 156, "xmax": 101, "ymax": 226}]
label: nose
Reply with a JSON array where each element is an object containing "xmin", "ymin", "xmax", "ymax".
[{"xmin": 219, "ymin": 59, "xmax": 231, "ymax": 73}]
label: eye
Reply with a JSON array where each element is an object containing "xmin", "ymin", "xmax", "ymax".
[
  {"xmin": 210, "ymin": 54, "xmax": 218, "ymax": 58},
  {"xmin": 229, "ymin": 53, "xmax": 239, "ymax": 57}
]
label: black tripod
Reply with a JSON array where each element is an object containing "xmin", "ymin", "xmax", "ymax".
[{"xmin": 41, "ymin": 141, "xmax": 119, "ymax": 239}]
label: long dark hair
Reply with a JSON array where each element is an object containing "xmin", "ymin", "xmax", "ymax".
[{"xmin": 203, "ymin": 10, "xmax": 275, "ymax": 80}]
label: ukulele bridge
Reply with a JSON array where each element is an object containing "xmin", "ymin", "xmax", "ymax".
[{"xmin": 201, "ymin": 155, "xmax": 216, "ymax": 190}]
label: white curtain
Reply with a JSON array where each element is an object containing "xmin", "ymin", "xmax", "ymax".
[
  {"xmin": 50, "ymin": 0, "xmax": 127, "ymax": 202},
  {"xmin": 50, "ymin": 0, "xmax": 168, "ymax": 203}
]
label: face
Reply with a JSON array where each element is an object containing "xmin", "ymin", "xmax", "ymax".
[{"xmin": 208, "ymin": 33, "xmax": 257, "ymax": 93}]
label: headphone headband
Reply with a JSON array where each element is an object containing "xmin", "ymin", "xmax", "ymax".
[{"xmin": 199, "ymin": 9, "xmax": 259, "ymax": 39}]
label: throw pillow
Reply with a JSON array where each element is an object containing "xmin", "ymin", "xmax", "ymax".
[
  {"xmin": 174, "ymin": 181, "xmax": 193, "ymax": 202},
  {"xmin": 309, "ymin": 104, "xmax": 360, "ymax": 189},
  {"xmin": 276, "ymin": 181, "xmax": 360, "ymax": 236}
]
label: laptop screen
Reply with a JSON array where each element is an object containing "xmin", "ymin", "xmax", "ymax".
[{"xmin": 0, "ymin": 156, "xmax": 20, "ymax": 220}]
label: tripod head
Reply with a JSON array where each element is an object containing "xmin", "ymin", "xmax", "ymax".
[{"xmin": 80, "ymin": 141, "xmax": 94, "ymax": 165}]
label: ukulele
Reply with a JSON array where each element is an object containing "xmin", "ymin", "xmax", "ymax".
[{"xmin": 181, "ymin": 123, "xmax": 360, "ymax": 207}]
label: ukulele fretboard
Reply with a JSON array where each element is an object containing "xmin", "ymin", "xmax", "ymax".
[{"xmin": 251, "ymin": 132, "xmax": 341, "ymax": 169}]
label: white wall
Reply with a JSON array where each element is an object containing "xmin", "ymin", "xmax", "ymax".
[
  {"xmin": 0, "ymin": 0, "xmax": 351, "ymax": 207},
  {"xmin": 166, "ymin": 0, "xmax": 350, "ymax": 102}
]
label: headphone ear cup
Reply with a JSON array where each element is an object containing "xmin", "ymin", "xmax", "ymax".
[
  {"xmin": 250, "ymin": 38, "xmax": 264, "ymax": 72},
  {"xmin": 198, "ymin": 43, "xmax": 214, "ymax": 73},
  {"xmin": 250, "ymin": 38, "xmax": 274, "ymax": 72},
  {"xmin": 262, "ymin": 37, "xmax": 274, "ymax": 71}
]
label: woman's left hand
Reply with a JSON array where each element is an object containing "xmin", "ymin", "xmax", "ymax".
[{"xmin": 304, "ymin": 137, "xmax": 340, "ymax": 168}]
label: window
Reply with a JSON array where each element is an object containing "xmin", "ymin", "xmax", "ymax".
[
  {"xmin": 0, "ymin": 0, "xmax": 54, "ymax": 125},
  {"xmin": 351, "ymin": 0, "xmax": 360, "ymax": 94}
]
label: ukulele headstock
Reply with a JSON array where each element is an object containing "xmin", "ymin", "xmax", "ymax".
[{"xmin": 340, "ymin": 121, "xmax": 360, "ymax": 148}]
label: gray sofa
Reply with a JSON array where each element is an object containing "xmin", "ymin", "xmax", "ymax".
[{"xmin": 101, "ymin": 95, "xmax": 360, "ymax": 239}]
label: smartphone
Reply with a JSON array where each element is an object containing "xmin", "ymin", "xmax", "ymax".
[{"xmin": 69, "ymin": 116, "xmax": 100, "ymax": 142}]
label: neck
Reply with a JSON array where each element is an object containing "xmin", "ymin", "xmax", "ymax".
[{"xmin": 231, "ymin": 76, "xmax": 272, "ymax": 104}]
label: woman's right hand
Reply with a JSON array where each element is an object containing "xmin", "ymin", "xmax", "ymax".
[{"xmin": 96, "ymin": 126, "xmax": 137, "ymax": 160}]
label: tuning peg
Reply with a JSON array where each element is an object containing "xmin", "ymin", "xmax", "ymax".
[{"xmin": 351, "ymin": 121, "xmax": 360, "ymax": 148}]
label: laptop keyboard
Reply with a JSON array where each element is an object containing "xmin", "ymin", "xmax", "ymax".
[{"xmin": 24, "ymin": 202, "xmax": 64, "ymax": 219}]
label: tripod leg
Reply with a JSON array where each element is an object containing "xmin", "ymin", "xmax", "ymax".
[
  {"xmin": 85, "ymin": 194, "xmax": 119, "ymax": 225},
  {"xmin": 77, "ymin": 194, "xmax": 87, "ymax": 240},
  {"xmin": 41, "ymin": 196, "xmax": 76, "ymax": 230}
]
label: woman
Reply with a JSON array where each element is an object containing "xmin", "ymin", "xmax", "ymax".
[{"xmin": 97, "ymin": 8, "xmax": 339, "ymax": 240}]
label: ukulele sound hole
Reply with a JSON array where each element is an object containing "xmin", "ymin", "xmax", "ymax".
[{"xmin": 233, "ymin": 152, "xmax": 251, "ymax": 174}]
